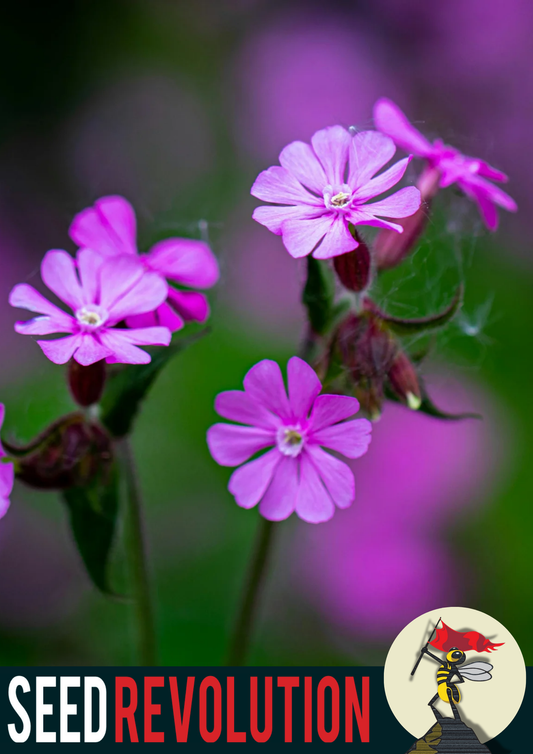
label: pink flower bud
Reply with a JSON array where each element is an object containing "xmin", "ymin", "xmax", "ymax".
[
  {"xmin": 68, "ymin": 359, "xmax": 106, "ymax": 407},
  {"xmin": 387, "ymin": 349, "xmax": 422, "ymax": 410},
  {"xmin": 333, "ymin": 235, "xmax": 372, "ymax": 292}
]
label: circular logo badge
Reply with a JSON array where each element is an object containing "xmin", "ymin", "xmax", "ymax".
[{"xmin": 384, "ymin": 606, "xmax": 526, "ymax": 745}]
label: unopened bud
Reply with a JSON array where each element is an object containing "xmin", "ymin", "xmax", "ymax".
[
  {"xmin": 68, "ymin": 359, "xmax": 106, "ymax": 407},
  {"xmin": 387, "ymin": 350, "xmax": 422, "ymax": 410},
  {"xmin": 333, "ymin": 236, "xmax": 372, "ymax": 292},
  {"xmin": 11, "ymin": 414, "xmax": 113, "ymax": 490}
]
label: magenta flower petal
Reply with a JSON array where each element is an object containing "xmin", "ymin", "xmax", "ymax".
[
  {"xmin": 215, "ymin": 390, "xmax": 279, "ymax": 430},
  {"xmin": 206, "ymin": 423, "xmax": 275, "ymax": 467},
  {"xmin": 252, "ymin": 204, "xmax": 321, "ymax": 235},
  {"xmin": 37, "ymin": 334, "xmax": 82, "ymax": 364},
  {"xmin": 295, "ymin": 453, "xmax": 335, "ymax": 524},
  {"xmin": 98, "ymin": 256, "xmax": 144, "ymax": 312},
  {"xmin": 166, "ymin": 289, "xmax": 209, "ymax": 323},
  {"xmin": 312, "ymin": 214, "xmax": 356, "ymax": 259},
  {"xmin": 347, "ymin": 209, "xmax": 404, "ymax": 233},
  {"xmin": 251, "ymin": 166, "xmax": 322, "ymax": 207},
  {"xmin": 77, "ymin": 247, "xmax": 103, "ymax": 303},
  {"xmin": 98, "ymin": 328, "xmax": 169, "ymax": 365},
  {"xmin": 104, "ymin": 266, "xmax": 168, "ymax": 323},
  {"xmin": 305, "ymin": 445, "xmax": 355, "ymax": 510},
  {"xmin": 69, "ymin": 195, "xmax": 137, "ymax": 257},
  {"xmin": 348, "ymin": 130, "xmax": 397, "ymax": 188},
  {"xmin": 125, "ymin": 312, "xmax": 158, "ymax": 329},
  {"xmin": 279, "ymin": 141, "xmax": 327, "ymax": 194},
  {"xmin": 311, "ymin": 418, "xmax": 372, "ymax": 458},
  {"xmin": 363, "ymin": 185, "xmax": 422, "ymax": 220},
  {"xmin": 311, "ymin": 125, "xmax": 351, "ymax": 184},
  {"xmin": 41, "ymin": 250, "xmax": 85, "ymax": 310},
  {"xmin": 258, "ymin": 455, "xmax": 299, "ymax": 521},
  {"xmin": 0, "ymin": 405, "xmax": 13, "ymax": 519},
  {"xmin": 9, "ymin": 284, "xmax": 75, "ymax": 330},
  {"xmin": 287, "ymin": 356, "xmax": 322, "ymax": 420},
  {"xmin": 146, "ymin": 238, "xmax": 219, "ymax": 289},
  {"xmin": 243, "ymin": 359, "xmax": 292, "ymax": 420},
  {"xmin": 309, "ymin": 394, "xmax": 361, "ymax": 432},
  {"xmin": 228, "ymin": 448, "xmax": 281, "ymax": 509},
  {"xmin": 153, "ymin": 302, "xmax": 184, "ymax": 332},
  {"xmin": 281, "ymin": 213, "xmax": 334, "ymax": 259},
  {"xmin": 353, "ymin": 156, "xmax": 412, "ymax": 203},
  {"xmin": 15, "ymin": 316, "xmax": 74, "ymax": 336},
  {"xmin": 373, "ymin": 98, "xmax": 433, "ymax": 157},
  {"xmin": 73, "ymin": 334, "xmax": 112, "ymax": 366}
]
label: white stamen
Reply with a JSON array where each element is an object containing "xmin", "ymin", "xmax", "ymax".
[
  {"xmin": 76, "ymin": 305, "xmax": 108, "ymax": 330},
  {"xmin": 277, "ymin": 425, "xmax": 306, "ymax": 457}
]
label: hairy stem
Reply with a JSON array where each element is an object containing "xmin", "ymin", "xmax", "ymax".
[
  {"xmin": 226, "ymin": 517, "xmax": 276, "ymax": 666},
  {"xmin": 118, "ymin": 438, "xmax": 157, "ymax": 666}
]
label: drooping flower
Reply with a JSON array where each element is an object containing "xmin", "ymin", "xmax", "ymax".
[
  {"xmin": 207, "ymin": 357, "xmax": 372, "ymax": 523},
  {"xmin": 69, "ymin": 196, "xmax": 219, "ymax": 332},
  {"xmin": 373, "ymin": 98, "xmax": 517, "ymax": 230},
  {"xmin": 251, "ymin": 126, "xmax": 421, "ymax": 259},
  {"xmin": 0, "ymin": 404, "xmax": 14, "ymax": 519},
  {"xmin": 9, "ymin": 249, "xmax": 171, "ymax": 365}
]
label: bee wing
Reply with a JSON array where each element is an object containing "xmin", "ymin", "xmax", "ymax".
[{"xmin": 460, "ymin": 662, "xmax": 493, "ymax": 681}]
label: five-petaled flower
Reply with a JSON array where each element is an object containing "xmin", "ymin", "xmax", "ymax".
[
  {"xmin": 207, "ymin": 357, "xmax": 372, "ymax": 523},
  {"xmin": 69, "ymin": 196, "xmax": 219, "ymax": 332},
  {"xmin": 373, "ymin": 98, "xmax": 517, "ymax": 230},
  {"xmin": 0, "ymin": 404, "xmax": 14, "ymax": 519},
  {"xmin": 9, "ymin": 248, "xmax": 172, "ymax": 365},
  {"xmin": 251, "ymin": 125, "xmax": 421, "ymax": 259}
]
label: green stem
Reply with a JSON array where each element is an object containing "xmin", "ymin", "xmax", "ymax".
[
  {"xmin": 226, "ymin": 517, "xmax": 276, "ymax": 666},
  {"xmin": 119, "ymin": 438, "xmax": 157, "ymax": 666}
]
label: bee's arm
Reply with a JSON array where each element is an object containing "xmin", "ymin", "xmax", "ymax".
[{"xmin": 420, "ymin": 647, "xmax": 443, "ymax": 665}]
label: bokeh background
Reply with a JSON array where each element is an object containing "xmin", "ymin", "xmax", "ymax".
[{"xmin": 0, "ymin": 0, "xmax": 531, "ymax": 666}]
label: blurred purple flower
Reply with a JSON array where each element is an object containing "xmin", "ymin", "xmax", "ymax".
[
  {"xmin": 293, "ymin": 382, "xmax": 504, "ymax": 640},
  {"xmin": 0, "ymin": 404, "xmax": 14, "ymax": 519},
  {"xmin": 233, "ymin": 14, "xmax": 407, "ymax": 160},
  {"xmin": 374, "ymin": 98, "xmax": 517, "ymax": 230},
  {"xmin": 9, "ymin": 249, "xmax": 171, "ymax": 365},
  {"xmin": 70, "ymin": 196, "xmax": 219, "ymax": 331},
  {"xmin": 252, "ymin": 127, "xmax": 420, "ymax": 259},
  {"xmin": 207, "ymin": 357, "xmax": 372, "ymax": 523}
]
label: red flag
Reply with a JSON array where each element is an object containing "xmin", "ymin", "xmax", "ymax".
[{"xmin": 429, "ymin": 621, "xmax": 504, "ymax": 653}]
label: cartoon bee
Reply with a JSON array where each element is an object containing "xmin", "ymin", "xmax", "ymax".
[{"xmin": 419, "ymin": 645, "xmax": 493, "ymax": 708}]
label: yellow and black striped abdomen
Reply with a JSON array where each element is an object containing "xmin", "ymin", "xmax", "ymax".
[{"xmin": 437, "ymin": 663, "xmax": 461, "ymax": 704}]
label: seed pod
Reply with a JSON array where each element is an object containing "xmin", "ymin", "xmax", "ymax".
[
  {"xmin": 333, "ymin": 239, "xmax": 372, "ymax": 292},
  {"xmin": 387, "ymin": 349, "xmax": 422, "ymax": 410}
]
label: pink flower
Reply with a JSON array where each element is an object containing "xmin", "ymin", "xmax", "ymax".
[
  {"xmin": 251, "ymin": 126, "xmax": 421, "ymax": 259},
  {"xmin": 9, "ymin": 249, "xmax": 171, "ymax": 365},
  {"xmin": 69, "ymin": 196, "xmax": 219, "ymax": 332},
  {"xmin": 373, "ymin": 98, "xmax": 518, "ymax": 230},
  {"xmin": 207, "ymin": 357, "xmax": 372, "ymax": 523},
  {"xmin": 0, "ymin": 404, "xmax": 14, "ymax": 519}
]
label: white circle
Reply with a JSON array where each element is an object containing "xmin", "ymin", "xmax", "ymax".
[{"xmin": 384, "ymin": 606, "xmax": 526, "ymax": 744}]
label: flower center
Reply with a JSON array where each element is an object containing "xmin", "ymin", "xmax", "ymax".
[
  {"xmin": 75, "ymin": 305, "xmax": 108, "ymax": 330},
  {"xmin": 323, "ymin": 184, "xmax": 352, "ymax": 211},
  {"xmin": 277, "ymin": 425, "xmax": 305, "ymax": 458}
]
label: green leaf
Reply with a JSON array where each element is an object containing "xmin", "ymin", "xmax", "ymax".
[
  {"xmin": 302, "ymin": 257, "xmax": 335, "ymax": 336},
  {"xmin": 100, "ymin": 328, "xmax": 208, "ymax": 438},
  {"xmin": 381, "ymin": 285, "xmax": 463, "ymax": 336},
  {"xmin": 62, "ymin": 461, "xmax": 119, "ymax": 595}
]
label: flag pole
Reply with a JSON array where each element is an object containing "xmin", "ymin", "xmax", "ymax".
[{"xmin": 411, "ymin": 616, "xmax": 441, "ymax": 676}]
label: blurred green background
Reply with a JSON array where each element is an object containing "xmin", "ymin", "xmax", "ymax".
[{"xmin": 0, "ymin": 0, "xmax": 531, "ymax": 666}]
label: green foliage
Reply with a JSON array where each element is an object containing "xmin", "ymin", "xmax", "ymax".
[
  {"xmin": 62, "ymin": 461, "xmax": 119, "ymax": 595},
  {"xmin": 382, "ymin": 286, "xmax": 463, "ymax": 336},
  {"xmin": 302, "ymin": 257, "xmax": 336, "ymax": 336},
  {"xmin": 100, "ymin": 328, "xmax": 208, "ymax": 438}
]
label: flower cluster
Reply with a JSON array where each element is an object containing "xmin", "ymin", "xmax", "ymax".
[{"xmin": 10, "ymin": 196, "xmax": 219, "ymax": 366}]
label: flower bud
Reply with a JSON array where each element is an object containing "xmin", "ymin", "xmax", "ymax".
[
  {"xmin": 333, "ymin": 237, "xmax": 372, "ymax": 292},
  {"xmin": 337, "ymin": 312, "xmax": 398, "ymax": 418},
  {"xmin": 11, "ymin": 414, "xmax": 113, "ymax": 490},
  {"xmin": 387, "ymin": 349, "xmax": 422, "ymax": 410},
  {"xmin": 68, "ymin": 359, "xmax": 106, "ymax": 407}
]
